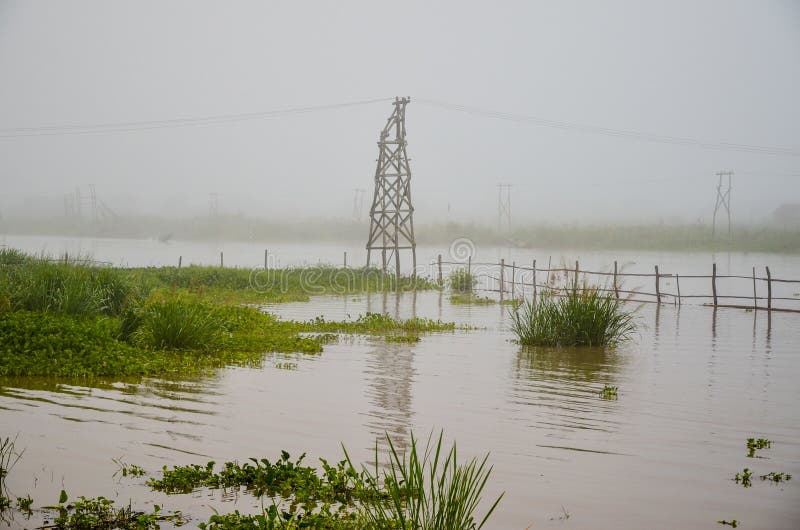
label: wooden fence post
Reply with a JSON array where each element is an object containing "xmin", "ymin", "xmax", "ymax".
[
  {"xmin": 220, "ymin": 251, "xmax": 224, "ymax": 268},
  {"xmin": 467, "ymin": 255, "xmax": 472, "ymax": 292},
  {"xmin": 532, "ymin": 259, "xmax": 537, "ymax": 303},
  {"xmin": 264, "ymin": 249, "xmax": 268, "ymax": 270},
  {"xmin": 344, "ymin": 251, "xmax": 347, "ymax": 268},
  {"xmin": 511, "ymin": 261, "xmax": 516, "ymax": 299},
  {"xmin": 64, "ymin": 252, "xmax": 68, "ymax": 265},
  {"xmin": 712, "ymin": 263, "xmax": 718, "ymax": 307},
  {"xmin": 655, "ymin": 265, "xmax": 661, "ymax": 304},
  {"xmin": 613, "ymin": 261, "xmax": 619, "ymax": 299},
  {"xmin": 676, "ymin": 273, "xmax": 681, "ymax": 306},
  {"xmin": 437, "ymin": 254, "xmax": 443, "ymax": 286},
  {"xmin": 766, "ymin": 266, "xmax": 772, "ymax": 311},
  {"xmin": 752, "ymin": 266, "xmax": 757, "ymax": 310},
  {"xmin": 574, "ymin": 260, "xmax": 579, "ymax": 294},
  {"xmin": 178, "ymin": 255, "xmax": 182, "ymax": 269},
  {"xmin": 499, "ymin": 258, "xmax": 505, "ymax": 302}
]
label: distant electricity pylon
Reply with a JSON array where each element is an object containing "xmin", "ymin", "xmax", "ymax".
[
  {"xmin": 366, "ymin": 97, "xmax": 417, "ymax": 282},
  {"xmin": 712, "ymin": 170, "xmax": 733, "ymax": 239},
  {"xmin": 497, "ymin": 183, "xmax": 512, "ymax": 234},
  {"xmin": 209, "ymin": 193, "xmax": 219, "ymax": 217},
  {"xmin": 63, "ymin": 184, "xmax": 116, "ymax": 224},
  {"xmin": 352, "ymin": 188, "xmax": 366, "ymax": 220}
]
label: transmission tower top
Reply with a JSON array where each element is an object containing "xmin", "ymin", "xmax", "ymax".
[{"xmin": 366, "ymin": 97, "xmax": 417, "ymax": 284}]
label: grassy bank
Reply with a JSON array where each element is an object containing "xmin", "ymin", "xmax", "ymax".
[
  {"xmin": 4, "ymin": 215, "xmax": 800, "ymax": 253},
  {"xmin": 0, "ymin": 250, "xmax": 453, "ymax": 378}
]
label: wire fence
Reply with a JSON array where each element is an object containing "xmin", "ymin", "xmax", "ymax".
[{"xmin": 435, "ymin": 255, "xmax": 800, "ymax": 313}]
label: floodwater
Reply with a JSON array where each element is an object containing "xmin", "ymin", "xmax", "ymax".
[{"xmin": 1, "ymin": 236, "xmax": 800, "ymax": 529}]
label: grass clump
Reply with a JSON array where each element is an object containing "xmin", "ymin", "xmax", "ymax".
[
  {"xmin": 352, "ymin": 431, "xmax": 503, "ymax": 530},
  {"xmin": 448, "ymin": 269, "xmax": 476, "ymax": 293},
  {"xmin": 509, "ymin": 288, "xmax": 636, "ymax": 347},
  {"xmin": 449, "ymin": 293, "xmax": 495, "ymax": 305},
  {"xmin": 301, "ymin": 313, "xmax": 458, "ymax": 334}
]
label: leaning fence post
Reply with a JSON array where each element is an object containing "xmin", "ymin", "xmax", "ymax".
[
  {"xmin": 613, "ymin": 261, "xmax": 619, "ymax": 299},
  {"xmin": 766, "ymin": 266, "xmax": 772, "ymax": 311},
  {"xmin": 655, "ymin": 265, "xmax": 661, "ymax": 304},
  {"xmin": 676, "ymin": 273, "xmax": 681, "ymax": 306},
  {"xmin": 532, "ymin": 259, "xmax": 537, "ymax": 303},
  {"xmin": 752, "ymin": 266, "xmax": 757, "ymax": 310},
  {"xmin": 511, "ymin": 261, "xmax": 516, "ymax": 299},
  {"xmin": 220, "ymin": 251, "xmax": 224, "ymax": 268},
  {"xmin": 499, "ymin": 258, "xmax": 505, "ymax": 302},
  {"xmin": 178, "ymin": 255, "xmax": 182, "ymax": 269},
  {"xmin": 467, "ymin": 255, "xmax": 472, "ymax": 292},
  {"xmin": 437, "ymin": 254, "xmax": 443, "ymax": 286},
  {"xmin": 712, "ymin": 263, "xmax": 718, "ymax": 307}
]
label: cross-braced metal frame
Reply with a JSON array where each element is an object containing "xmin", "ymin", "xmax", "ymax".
[
  {"xmin": 366, "ymin": 97, "xmax": 416, "ymax": 282},
  {"xmin": 712, "ymin": 170, "xmax": 733, "ymax": 239}
]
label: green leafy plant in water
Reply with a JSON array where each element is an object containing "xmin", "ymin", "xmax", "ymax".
[
  {"xmin": 349, "ymin": 431, "xmax": 504, "ymax": 530},
  {"xmin": 112, "ymin": 458, "xmax": 146, "ymax": 479},
  {"xmin": 509, "ymin": 288, "xmax": 636, "ymax": 346},
  {"xmin": 449, "ymin": 293, "xmax": 495, "ymax": 305},
  {"xmin": 599, "ymin": 385, "xmax": 618, "ymax": 400},
  {"xmin": 47, "ymin": 492, "xmax": 185, "ymax": 529},
  {"xmin": 760, "ymin": 471, "xmax": 791, "ymax": 484},
  {"xmin": 733, "ymin": 468, "xmax": 753, "ymax": 488},
  {"xmin": 15, "ymin": 495, "xmax": 33, "ymax": 514},
  {"xmin": 746, "ymin": 437, "xmax": 772, "ymax": 458},
  {"xmin": 385, "ymin": 334, "xmax": 421, "ymax": 343}
]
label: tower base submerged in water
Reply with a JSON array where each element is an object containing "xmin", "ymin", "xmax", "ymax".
[{"xmin": 365, "ymin": 97, "xmax": 417, "ymax": 286}]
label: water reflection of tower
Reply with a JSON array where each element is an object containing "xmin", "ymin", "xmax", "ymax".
[{"xmin": 363, "ymin": 342, "xmax": 416, "ymax": 454}]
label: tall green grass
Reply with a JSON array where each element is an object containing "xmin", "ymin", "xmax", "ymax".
[
  {"xmin": 510, "ymin": 288, "xmax": 636, "ymax": 346},
  {"xmin": 448, "ymin": 269, "xmax": 475, "ymax": 293},
  {"xmin": 0, "ymin": 257, "xmax": 134, "ymax": 316},
  {"xmin": 131, "ymin": 297, "xmax": 223, "ymax": 350},
  {"xmin": 351, "ymin": 432, "xmax": 503, "ymax": 530}
]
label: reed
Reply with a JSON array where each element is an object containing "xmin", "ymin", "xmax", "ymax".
[
  {"xmin": 351, "ymin": 431, "xmax": 503, "ymax": 530},
  {"xmin": 448, "ymin": 269, "xmax": 475, "ymax": 293},
  {"xmin": 510, "ymin": 288, "xmax": 636, "ymax": 346}
]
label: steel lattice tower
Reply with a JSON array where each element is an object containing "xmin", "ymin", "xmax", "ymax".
[{"xmin": 366, "ymin": 97, "xmax": 416, "ymax": 282}]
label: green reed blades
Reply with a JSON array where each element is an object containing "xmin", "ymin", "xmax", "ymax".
[
  {"xmin": 509, "ymin": 288, "xmax": 636, "ymax": 347},
  {"xmin": 352, "ymin": 431, "xmax": 503, "ymax": 530}
]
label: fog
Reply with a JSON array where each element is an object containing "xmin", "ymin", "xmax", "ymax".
[{"xmin": 1, "ymin": 0, "xmax": 798, "ymax": 227}]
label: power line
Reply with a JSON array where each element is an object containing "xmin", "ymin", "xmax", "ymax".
[
  {"xmin": 0, "ymin": 98, "xmax": 392, "ymax": 138},
  {"xmin": 415, "ymin": 98, "xmax": 800, "ymax": 158}
]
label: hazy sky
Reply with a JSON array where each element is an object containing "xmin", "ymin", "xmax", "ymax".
[{"xmin": 1, "ymin": 0, "xmax": 798, "ymax": 225}]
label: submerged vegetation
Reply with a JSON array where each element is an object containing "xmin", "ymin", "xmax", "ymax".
[
  {"xmin": 2, "ymin": 432, "xmax": 502, "ymax": 530},
  {"xmin": 509, "ymin": 288, "xmax": 636, "ymax": 347},
  {"xmin": 598, "ymin": 385, "xmax": 618, "ymax": 400},
  {"xmin": 0, "ymin": 250, "xmax": 456, "ymax": 378}
]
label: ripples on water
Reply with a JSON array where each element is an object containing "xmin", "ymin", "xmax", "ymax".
[{"xmin": 2, "ymin": 291, "xmax": 799, "ymax": 529}]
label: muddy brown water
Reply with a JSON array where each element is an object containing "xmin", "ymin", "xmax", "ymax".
[{"xmin": 1, "ymin": 237, "xmax": 799, "ymax": 529}]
